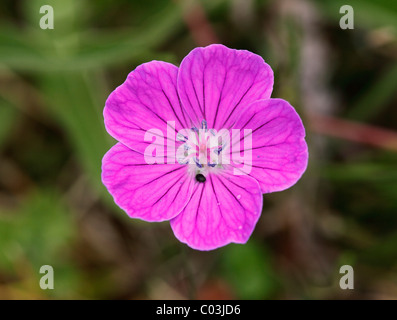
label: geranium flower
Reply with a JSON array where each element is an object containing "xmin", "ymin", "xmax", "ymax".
[{"xmin": 102, "ymin": 44, "xmax": 308, "ymax": 250}]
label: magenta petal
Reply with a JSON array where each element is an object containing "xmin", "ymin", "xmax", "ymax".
[
  {"xmin": 170, "ymin": 170, "xmax": 263, "ymax": 250},
  {"xmin": 102, "ymin": 143, "xmax": 195, "ymax": 222},
  {"xmin": 231, "ymin": 98, "xmax": 308, "ymax": 193},
  {"xmin": 177, "ymin": 44, "xmax": 274, "ymax": 130},
  {"xmin": 104, "ymin": 61, "xmax": 189, "ymax": 154}
]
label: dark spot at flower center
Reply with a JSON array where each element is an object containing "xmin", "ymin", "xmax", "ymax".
[{"xmin": 195, "ymin": 173, "xmax": 206, "ymax": 183}]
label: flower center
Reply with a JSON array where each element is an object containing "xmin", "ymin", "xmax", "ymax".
[{"xmin": 176, "ymin": 120, "xmax": 225, "ymax": 177}]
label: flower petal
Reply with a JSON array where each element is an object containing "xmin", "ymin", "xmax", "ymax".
[
  {"xmin": 104, "ymin": 61, "xmax": 190, "ymax": 154},
  {"xmin": 231, "ymin": 98, "xmax": 308, "ymax": 193},
  {"xmin": 102, "ymin": 142, "xmax": 195, "ymax": 222},
  {"xmin": 177, "ymin": 44, "xmax": 274, "ymax": 130},
  {"xmin": 170, "ymin": 170, "xmax": 263, "ymax": 250}
]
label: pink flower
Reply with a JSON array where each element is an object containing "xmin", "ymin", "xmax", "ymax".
[{"xmin": 102, "ymin": 44, "xmax": 308, "ymax": 250}]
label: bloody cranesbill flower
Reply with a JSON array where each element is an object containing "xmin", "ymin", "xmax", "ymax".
[{"xmin": 102, "ymin": 44, "xmax": 308, "ymax": 250}]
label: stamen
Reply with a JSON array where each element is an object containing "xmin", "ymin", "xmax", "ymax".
[
  {"xmin": 201, "ymin": 120, "xmax": 207, "ymax": 132},
  {"xmin": 214, "ymin": 146, "xmax": 223, "ymax": 155},
  {"xmin": 193, "ymin": 156, "xmax": 203, "ymax": 168},
  {"xmin": 177, "ymin": 133, "xmax": 188, "ymax": 142},
  {"xmin": 177, "ymin": 119, "xmax": 227, "ymax": 171}
]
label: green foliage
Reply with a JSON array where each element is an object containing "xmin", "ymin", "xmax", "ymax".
[
  {"xmin": 0, "ymin": 98, "xmax": 17, "ymax": 147},
  {"xmin": 219, "ymin": 242, "xmax": 278, "ymax": 299},
  {"xmin": 0, "ymin": 191, "xmax": 80, "ymax": 298},
  {"xmin": 347, "ymin": 63, "xmax": 397, "ymax": 121},
  {"xmin": 316, "ymin": 0, "xmax": 397, "ymax": 29}
]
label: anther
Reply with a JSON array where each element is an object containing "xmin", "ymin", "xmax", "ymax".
[
  {"xmin": 201, "ymin": 120, "xmax": 208, "ymax": 132},
  {"xmin": 177, "ymin": 133, "xmax": 188, "ymax": 142},
  {"xmin": 214, "ymin": 146, "xmax": 223, "ymax": 155},
  {"xmin": 193, "ymin": 157, "xmax": 203, "ymax": 168}
]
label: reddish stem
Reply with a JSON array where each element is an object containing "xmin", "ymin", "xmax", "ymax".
[
  {"xmin": 308, "ymin": 113, "xmax": 397, "ymax": 152},
  {"xmin": 182, "ymin": 0, "xmax": 219, "ymax": 46}
]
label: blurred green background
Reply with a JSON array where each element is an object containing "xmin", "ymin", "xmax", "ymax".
[{"xmin": 1, "ymin": 0, "xmax": 397, "ymax": 299}]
